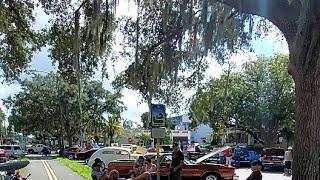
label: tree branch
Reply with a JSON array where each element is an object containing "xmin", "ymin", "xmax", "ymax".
[{"xmin": 214, "ymin": 0, "xmax": 300, "ymax": 42}]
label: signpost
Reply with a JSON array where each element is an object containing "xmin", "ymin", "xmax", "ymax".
[{"xmin": 150, "ymin": 104, "xmax": 166, "ymax": 180}]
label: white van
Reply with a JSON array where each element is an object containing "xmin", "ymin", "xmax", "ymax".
[
  {"xmin": 87, "ymin": 147, "xmax": 139, "ymax": 168},
  {"xmin": 0, "ymin": 145, "xmax": 24, "ymax": 158}
]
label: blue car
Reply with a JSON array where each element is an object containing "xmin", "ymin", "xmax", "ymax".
[
  {"xmin": 247, "ymin": 150, "xmax": 260, "ymax": 161},
  {"xmin": 232, "ymin": 146, "xmax": 260, "ymax": 166}
]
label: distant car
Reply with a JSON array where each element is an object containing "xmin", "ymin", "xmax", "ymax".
[
  {"xmin": 75, "ymin": 149, "xmax": 98, "ymax": 164},
  {"xmin": 64, "ymin": 147, "xmax": 81, "ymax": 160},
  {"xmin": 231, "ymin": 146, "xmax": 251, "ymax": 166},
  {"xmin": 0, "ymin": 149, "xmax": 10, "ymax": 163},
  {"xmin": 0, "ymin": 145, "xmax": 24, "ymax": 159},
  {"xmin": 160, "ymin": 145, "xmax": 173, "ymax": 152},
  {"xmin": 108, "ymin": 147, "xmax": 238, "ymax": 180},
  {"xmin": 247, "ymin": 150, "xmax": 260, "ymax": 162},
  {"xmin": 27, "ymin": 144, "xmax": 49, "ymax": 154},
  {"xmin": 87, "ymin": 147, "xmax": 139, "ymax": 168},
  {"xmin": 262, "ymin": 148, "xmax": 285, "ymax": 170}
]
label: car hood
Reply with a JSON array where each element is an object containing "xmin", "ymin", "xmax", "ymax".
[{"xmin": 195, "ymin": 146, "xmax": 230, "ymax": 164}]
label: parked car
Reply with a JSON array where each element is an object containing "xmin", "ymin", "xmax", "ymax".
[
  {"xmin": 87, "ymin": 147, "xmax": 139, "ymax": 168},
  {"xmin": 64, "ymin": 146, "xmax": 81, "ymax": 160},
  {"xmin": 27, "ymin": 144, "xmax": 49, "ymax": 154},
  {"xmin": 262, "ymin": 148, "xmax": 285, "ymax": 170},
  {"xmin": 247, "ymin": 150, "xmax": 260, "ymax": 162},
  {"xmin": 108, "ymin": 147, "xmax": 238, "ymax": 180},
  {"xmin": 0, "ymin": 145, "xmax": 24, "ymax": 159},
  {"xmin": 75, "ymin": 148, "xmax": 99, "ymax": 164},
  {"xmin": 0, "ymin": 149, "xmax": 10, "ymax": 163},
  {"xmin": 231, "ymin": 146, "xmax": 250, "ymax": 166}
]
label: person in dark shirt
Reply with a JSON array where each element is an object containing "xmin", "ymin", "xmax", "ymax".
[
  {"xmin": 247, "ymin": 160, "xmax": 262, "ymax": 180},
  {"xmin": 170, "ymin": 142, "xmax": 184, "ymax": 180}
]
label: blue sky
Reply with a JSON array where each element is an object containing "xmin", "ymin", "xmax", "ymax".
[{"xmin": 0, "ymin": 1, "xmax": 289, "ymax": 125}]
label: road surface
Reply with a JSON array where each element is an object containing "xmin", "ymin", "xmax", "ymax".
[
  {"xmin": 19, "ymin": 155, "xmax": 292, "ymax": 180},
  {"xmin": 22, "ymin": 155, "xmax": 82, "ymax": 180},
  {"xmin": 236, "ymin": 168, "xmax": 292, "ymax": 180}
]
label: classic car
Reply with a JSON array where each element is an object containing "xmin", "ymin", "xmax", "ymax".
[
  {"xmin": 74, "ymin": 148, "xmax": 99, "ymax": 164},
  {"xmin": 231, "ymin": 146, "xmax": 260, "ymax": 166},
  {"xmin": 64, "ymin": 146, "xmax": 82, "ymax": 160},
  {"xmin": 108, "ymin": 147, "xmax": 238, "ymax": 180},
  {"xmin": 261, "ymin": 148, "xmax": 285, "ymax": 170}
]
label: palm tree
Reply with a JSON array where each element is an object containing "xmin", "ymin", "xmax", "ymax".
[{"xmin": 106, "ymin": 115, "xmax": 123, "ymax": 145}]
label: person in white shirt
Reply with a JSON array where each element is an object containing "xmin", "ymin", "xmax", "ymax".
[{"xmin": 284, "ymin": 146, "xmax": 293, "ymax": 176}]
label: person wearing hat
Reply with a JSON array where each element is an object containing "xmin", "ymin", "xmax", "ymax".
[
  {"xmin": 91, "ymin": 162, "xmax": 108, "ymax": 180},
  {"xmin": 246, "ymin": 160, "xmax": 262, "ymax": 180},
  {"xmin": 284, "ymin": 146, "xmax": 293, "ymax": 176},
  {"xmin": 94, "ymin": 158, "xmax": 106, "ymax": 172}
]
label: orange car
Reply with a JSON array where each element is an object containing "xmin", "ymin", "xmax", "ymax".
[{"xmin": 108, "ymin": 147, "xmax": 238, "ymax": 180}]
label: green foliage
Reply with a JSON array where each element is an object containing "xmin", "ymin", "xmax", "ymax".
[
  {"xmin": 0, "ymin": 0, "xmax": 44, "ymax": 81},
  {"xmin": 140, "ymin": 112, "xmax": 149, "ymax": 128},
  {"xmin": 189, "ymin": 55, "xmax": 294, "ymax": 146},
  {"xmin": 4, "ymin": 73, "xmax": 124, "ymax": 143},
  {"xmin": 42, "ymin": 0, "xmax": 117, "ymax": 78},
  {"xmin": 115, "ymin": 0, "xmax": 252, "ymax": 112}
]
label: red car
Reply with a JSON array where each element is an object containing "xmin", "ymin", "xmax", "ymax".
[
  {"xmin": 108, "ymin": 146, "xmax": 238, "ymax": 180},
  {"xmin": 262, "ymin": 148, "xmax": 285, "ymax": 170},
  {"xmin": 0, "ymin": 149, "xmax": 10, "ymax": 163}
]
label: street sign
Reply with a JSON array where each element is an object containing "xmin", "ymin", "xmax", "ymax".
[
  {"xmin": 151, "ymin": 128, "xmax": 166, "ymax": 138},
  {"xmin": 151, "ymin": 104, "xmax": 166, "ymax": 127}
]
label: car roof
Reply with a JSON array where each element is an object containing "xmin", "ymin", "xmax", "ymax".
[{"xmin": 97, "ymin": 147, "xmax": 131, "ymax": 151}]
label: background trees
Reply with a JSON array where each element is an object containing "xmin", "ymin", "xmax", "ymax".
[
  {"xmin": 189, "ymin": 55, "xmax": 294, "ymax": 146},
  {"xmin": 4, "ymin": 73, "xmax": 124, "ymax": 146}
]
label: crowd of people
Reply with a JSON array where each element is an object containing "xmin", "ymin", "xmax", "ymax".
[{"xmin": 90, "ymin": 142, "xmax": 293, "ymax": 180}]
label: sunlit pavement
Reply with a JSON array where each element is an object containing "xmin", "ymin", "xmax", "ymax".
[{"xmin": 236, "ymin": 168, "xmax": 292, "ymax": 180}]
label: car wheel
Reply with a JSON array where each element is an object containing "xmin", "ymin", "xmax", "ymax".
[
  {"xmin": 85, "ymin": 158, "xmax": 89, "ymax": 164},
  {"xmin": 68, "ymin": 155, "xmax": 74, "ymax": 160},
  {"xmin": 203, "ymin": 174, "xmax": 220, "ymax": 180},
  {"xmin": 28, "ymin": 149, "xmax": 34, "ymax": 154}
]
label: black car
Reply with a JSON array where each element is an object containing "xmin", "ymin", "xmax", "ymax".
[{"xmin": 74, "ymin": 149, "xmax": 98, "ymax": 164}]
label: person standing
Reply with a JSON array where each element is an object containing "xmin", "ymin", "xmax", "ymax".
[
  {"xmin": 246, "ymin": 160, "xmax": 262, "ymax": 180},
  {"xmin": 224, "ymin": 148, "xmax": 232, "ymax": 166},
  {"xmin": 284, "ymin": 146, "xmax": 293, "ymax": 176},
  {"xmin": 170, "ymin": 142, "xmax": 184, "ymax": 180}
]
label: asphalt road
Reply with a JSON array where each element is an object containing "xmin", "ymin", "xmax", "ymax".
[
  {"xmin": 236, "ymin": 168, "xmax": 292, "ymax": 180},
  {"xmin": 22, "ymin": 155, "xmax": 82, "ymax": 180}
]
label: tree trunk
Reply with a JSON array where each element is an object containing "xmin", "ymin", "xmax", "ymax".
[
  {"xmin": 68, "ymin": 136, "xmax": 73, "ymax": 147},
  {"xmin": 291, "ymin": 73, "xmax": 320, "ymax": 180}
]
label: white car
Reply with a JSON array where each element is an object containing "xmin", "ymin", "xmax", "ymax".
[
  {"xmin": 0, "ymin": 145, "xmax": 24, "ymax": 158},
  {"xmin": 27, "ymin": 144, "xmax": 48, "ymax": 154},
  {"xmin": 87, "ymin": 147, "xmax": 139, "ymax": 168}
]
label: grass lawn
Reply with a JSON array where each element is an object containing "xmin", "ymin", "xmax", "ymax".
[{"xmin": 56, "ymin": 158, "xmax": 91, "ymax": 180}]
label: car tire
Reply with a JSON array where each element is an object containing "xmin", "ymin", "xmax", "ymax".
[
  {"xmin": 203, "ymin": 173, "xmax": 220, "ymax": 180},
  {"xmin": 68, "ymin": 155, "xmax": 74, "ymax": 160},
  {"xmin": 85, "ymin": 158, "xmax": 89, "ymax": 164},
  {"xmin": 28, "ymin": 149, "xmax": 34, "ymax": 154}
]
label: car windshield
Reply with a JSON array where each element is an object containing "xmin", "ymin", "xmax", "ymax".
[
  {"xmin": 163, "ymin": 155, "xmax": 194, "ymax": 165},
  {"xmin": 265, "ymin": 149, "xmax": 284, "ymax": 156}
]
